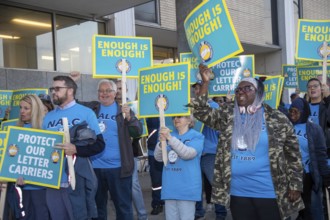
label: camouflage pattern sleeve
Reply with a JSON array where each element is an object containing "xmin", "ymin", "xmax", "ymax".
[{"xmin": 188, "ymin": 94, "xmax": 224, "ymax": 131}]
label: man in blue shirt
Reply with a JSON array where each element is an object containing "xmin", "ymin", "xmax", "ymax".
[
  {"xmin": 85, "ymin": 79, "xmax": 142, "ymax": 220},
  {"xmin": 43, "ymin": 75, "xmax": 105, "ymax": 220}
]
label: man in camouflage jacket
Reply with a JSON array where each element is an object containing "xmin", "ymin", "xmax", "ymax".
[{"xmin": 189, "ymin": 93, "xmax": 304, "ymax": 220}]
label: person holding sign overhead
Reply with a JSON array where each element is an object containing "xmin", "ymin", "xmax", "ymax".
[
  {"xmin": 192, "ymin": 81, "xmax": 227, "ymax": 220},
  {"xmin": 43, "ymin": 75, "xmax": 105, "ymax": 220},
  {"xmin": 154, "ymin": 115, "xmax": 204, "ymax": 220},
  {"xmin": 188, "ymin": 64, "xmax": 304, "ymax": 220},
  {"xmin": 83, "ymin": 79, "xmax": 142, "ymax": 220}
]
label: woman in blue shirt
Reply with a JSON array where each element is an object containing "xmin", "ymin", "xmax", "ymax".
[
  {"xmin": 154, "ymin": 115, "xmax": 204, "ymax": 220},
  {"xmin": 15, "ymin": 94, "xmax": 50, "ymax": 220}
]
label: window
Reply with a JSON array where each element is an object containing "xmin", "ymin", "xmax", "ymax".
[
  {"xmin": 0, "ymin": 6, "xmax": 53, "ymax": 69},
  {"xmin": 264, "ymin": 0, "xmax": 278, "ymax": 45},
  {"xmin": 135, "ymin": 1, "xmax": 158, "ymax": 24},
  {"xmin": 0, "ymin": 5, "xmax": 105, "ymax": 72}
]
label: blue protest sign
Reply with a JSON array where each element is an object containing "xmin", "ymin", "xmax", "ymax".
[
  {"xmin": 184, "ymin": 0, "xmax": 243, "ymax": 67},
  {"xmin": 282, "ymin": 65, "xmax": 298, "ymax": 89},
  {"xmin": 208, "ymin": 55, "xmax": 254, "ymax": 97},
  {"xmin": 0, "ymin": 127, "xmax": 64, "ymax": 189},
  {"xmin": 260, "ymin": 76, "xmax": 284, "ymax": 109},
  {"xmin": 297, "ymin": 66, "xmax": 330, "ymax": 92},
  {"xmin": 296, "ymin": 19, "xmax": 330, "ymax": 61},
  {"xmin": 9, "ymin": 89, "xmax": 48, "ymax": 120},
  {"xmin": 180, "ymin": 52, "xmax": 200, "ymax": 84},
  {"xmin": 0, "ymin": 90, "xmax": 13, "ymax": 120},
  {"xmin": 93, "ymin": 35, "xmax": 152, "ymax": 78},
  {"xmin": 138, "ymin": 63, "xmax": 190, "ymax": 117},
  {"xmin": 0, "ymin": 119, "xmax": 18, "ymax": 131}
]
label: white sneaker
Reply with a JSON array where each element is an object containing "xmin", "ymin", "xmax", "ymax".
[{"xmin": 206, "ymin": 203, "xmax": 213, "ymax": 212}]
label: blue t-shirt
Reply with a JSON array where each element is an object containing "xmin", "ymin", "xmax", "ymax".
[
  {"xmin": 91, "ymin": 103, "xmax": 121, "ymax": 168},
  {"xmin": 161, "ymin": 129, "xmax": 204, "ymax": 201},
  {"xmin": 42, "ymin": 101, "xmax": 101, "ymax": 184},
  {"xmin": 294, "ymin": 123, "xmax": 309, "ymax": 173},
  {"xmin": 231, "ymin": 112, "xmax": 276, "ymax": 198},
  {"xmin": 202, "ymin": 100, "xmax": 219, "ymax": 154},
  {"xmin": 309, "ymin": 103, "xmax": 320, "ymax": 125}
]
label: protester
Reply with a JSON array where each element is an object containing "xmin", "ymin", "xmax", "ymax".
[
  {"xmin": 14, "ymin": 94, "xmax": 50, "ymax": 220},
  {"xmin": 85, "ymin": 79, "xmax": 142, "ymax": 220},
  {"xmin": 115, "ymin": 79, "xmax": 148, "ymax": 220},
  {"xmin": 154, "ymin": 115, "xmax": 204, "ymax": 220},
  {"xmin": 192, "ymin": 81, "xmax": 227, "ymax": 220},
  {"xmin": 288, "ymin": 97, "xmax": 330, "ymax": 220},
  {"xmin": 38, "ymin": 94, "xmax": 54, "ymax": 114},
  {"xmin": 306, "ymin": 78, "xmax": 330, "ymax": 150},
  {"xmin": 188, "ymin": 64, "xmax": 304, "ymax": 220},
  {"xmin": 146, "ymin": 117, "xmax": 164, "ymax": 215},
  {"xmin": 43, "ymin": 75, "xmax": 105, "ymax": 220}
]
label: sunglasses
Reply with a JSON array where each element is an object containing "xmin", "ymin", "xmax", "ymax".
[{"xmin": 49, "ymin": 86, "xmax": 70, "ymax": 93}]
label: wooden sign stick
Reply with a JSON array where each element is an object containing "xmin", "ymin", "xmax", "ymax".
[
  {"xmin": 0, "ymin": 182, "xmax": 7, "ymax": 220},
  {"xmin": 322, "ymin": 41, "xmax": 328, "ymax": 85},
  {"xmin": 158, "ymin": 96, "xmax": 168, "ymax": 166},
  {"xmin": 62, "ymin": 117, "xmax": 76, "ymax": 190},
  {"xmin": 122, "ymin": 59, "xmax": 127, "ymax": 119}
]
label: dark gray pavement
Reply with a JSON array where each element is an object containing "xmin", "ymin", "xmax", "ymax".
[{"xmin": 107, "ymin": 160, "xmax": 298, "ymax": 220}]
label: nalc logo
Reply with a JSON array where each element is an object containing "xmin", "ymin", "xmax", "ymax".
[{"xmin": 199, "ymin": 41, "xmax": 213, "ymax": 63}]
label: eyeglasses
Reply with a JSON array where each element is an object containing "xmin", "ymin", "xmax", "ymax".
[
  {"xmin": 307, "ymin": 84, "xmax": 320, "ymax": 89},
  {"xmin": 49, "ymin": 87, "xmax": 70, "ymax": 93},
  {"xmin": 98, "ymin": 89, "xmax": 115, "ymax": 94},
  {"xmin": 234, "ymin": 85, "xmax": 255, "ymax": 94}
]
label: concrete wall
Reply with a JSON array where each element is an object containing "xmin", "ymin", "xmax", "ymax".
[
  {"xmin": 303, "ymin": 0, "xmax": 330, "ymax": 19},
  {"xmin": 0, "ymin": 68, "xmax": 100, "ymax": 102},
  {"xmin": 159, "ymin": 0, "xmax": 177, "ymax": 30},
  {"xmin": 227, "ymin": 0, "xmax": 265, "ymax": 46}
]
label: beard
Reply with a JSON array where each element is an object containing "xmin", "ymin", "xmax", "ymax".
[{"xmin": 52, "ymin": 92, "xmax": 68, "ymax": 106}]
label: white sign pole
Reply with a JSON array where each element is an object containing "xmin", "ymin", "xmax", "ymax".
[
  {"xmin": 62, "ymin": 117, "xmax": 76, "ymax": 190},
  {"xmin": 158, "ymin": 96, "xmax": 168, "ymax": 166}
]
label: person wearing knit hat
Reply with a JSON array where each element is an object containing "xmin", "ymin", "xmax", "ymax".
[
  {"xmin": 289, "ymin": 97, "xmax": 330, "ymax": 220},
  {"xmin": 188, "ymin": 64, "xmax": 304, "ymax": 220}
]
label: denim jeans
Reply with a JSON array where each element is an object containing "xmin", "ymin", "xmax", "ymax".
[
  {"xmin": 148, "ymin": 155, "xmax": 164, "ymax": 208},
  {"xmin": 132, "ymin": 157, "xmax": 148, "ymax": 220},
  {"xmin": 94, "ymin": 168, "xmax": 133, "ymax": 220},
  {"xmin": 311, "ymin": 187, "xmax": 325, "ymax": 220},
  {"xmin": 165, "ymin": 200, "xmax": 196, "ymax": 220},
  {"xmin": 195, "ymin": 154, "xmax": 227, "ymax": 218}
]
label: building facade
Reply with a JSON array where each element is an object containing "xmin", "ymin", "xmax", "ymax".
[{"xmin": 0, "ymin": 0, "xmax": 329, "ymax": 102}]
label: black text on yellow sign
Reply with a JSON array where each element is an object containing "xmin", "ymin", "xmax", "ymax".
[
  {"xmin": 141, "ymin": 71, "xmax": 186, "ymax": 94},
  {"xmin": 186, "ymin": 4, "xmax": 223, "ymax": 48},
  {"xmin": 98, "ymin": 41, "xmax": 149, "ymax": 58}
]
